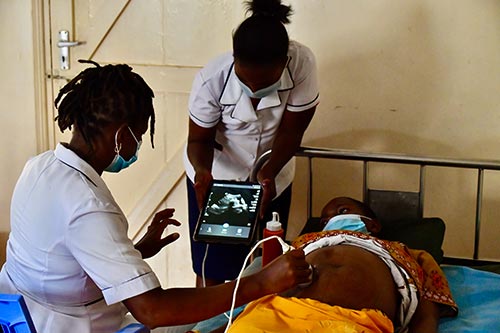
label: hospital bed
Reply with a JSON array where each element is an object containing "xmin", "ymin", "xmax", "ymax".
[
  {"xmin": 293, "ymin": 146, "xmax": 500, "ymax": 332},
  {"xmin": 294, "ymin": 146, "xmax": 500, "ymax": 265},
  {"xmin": 195, "ymin": 146, "xmax": 500, "ymax": 333}
]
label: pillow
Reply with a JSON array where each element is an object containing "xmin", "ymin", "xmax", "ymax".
[
  {"xmin": 378, "ymin": 217, "xmax": 445, "ymax": 264},
  {"xmin": 300, "ymin": 217, "xmax": 445, "ymax": 264}
]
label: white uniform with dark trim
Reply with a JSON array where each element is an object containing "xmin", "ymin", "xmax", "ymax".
[
  {"xmin": 184, "ymin": 40, "xmax": 320, "ymax": 195},
  {"xmin": 0, "ymin": 144, "xmax": 160, "ymax": 333}
]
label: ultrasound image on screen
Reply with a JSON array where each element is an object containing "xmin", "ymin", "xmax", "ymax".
[{"xmin": 197, "ymin": 182, "xmax": 261, "ymax": 241}]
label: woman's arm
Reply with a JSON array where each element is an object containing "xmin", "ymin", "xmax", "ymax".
[
  {"xmin": 123, "ymin": 248, "xmax": 312, "ymax": 329},
  {"xmin": 257, "ymin": 106, "xmax": 316, "ymax": 216},
  {"xmin": 187, "ymin": 119, "xmax": 217, "ymax": 209},
  {"xmin": 408, "ymin": 298, "xmax": 440, "ymax": 333}
]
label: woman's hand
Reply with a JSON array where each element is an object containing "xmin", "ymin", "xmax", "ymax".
[
  {"xmin": 257, "ymin": 177, "xmax": 277, "ymax": 219},
  {"xmin": 408, "ymin": 298, "xmax": 440, "ymax": 333},
  {"xmin": 194, "ymin": 170, "xmax": 213, "ymax": 211},
  {"xmin": 254, "ymin": 248, "xmax": 312, "ymax": 294},
  {"xmin": 134, "ymin": 208, "xmax": 181, "ymax": 259}
]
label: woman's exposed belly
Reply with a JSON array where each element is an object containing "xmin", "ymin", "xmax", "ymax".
[{"xmin": 285, "ymin": 244, "xmax": 400, "ymax": 322}]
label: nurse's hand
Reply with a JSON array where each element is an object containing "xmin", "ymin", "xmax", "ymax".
[
  {"xmin": 255, "ymin": 248, "xmax": 312, "ymax": 294},
  {"xmin": 134, "ymin": 208, "xmax": 181, "ymax": 259},
  {"xmin": 258, "ymin": 178, "xmax": 276, "ymax": 219},
  {"xmin": 194, "ymin": 170, "xmax": 213, "ymax": 210}
]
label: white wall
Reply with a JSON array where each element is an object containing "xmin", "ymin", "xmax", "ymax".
[
  {"xmin": 284, "ymin": 0, "xmax": 500, "ymax": 260},
  {"xmin": 0, "ymin": 0, "xmax": 38, "ymax": 264},
  {"xmin": 291, "ymin": 0, "xmax": 499, "ymax": 158}
]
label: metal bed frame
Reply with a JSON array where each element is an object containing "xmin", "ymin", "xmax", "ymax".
[{"xmin": 294, "ymin": 146, "xmax": 500, "ymax": 266}]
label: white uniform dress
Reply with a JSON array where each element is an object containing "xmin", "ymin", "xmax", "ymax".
[
  {"xmin": 0, "ymin": 143, "xmax": 161, "ymax": 333},
  {"xmin": 184, "ymin": 40, "xmax": 320, "ymax": 196}
]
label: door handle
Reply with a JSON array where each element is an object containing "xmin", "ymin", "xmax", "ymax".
[
  {"xmin": 57, "ymin": 30, "xmax": 86, "ymax": 70},
  {"xmin": 57, "ymin": 41, "xmax": 83, "ymax": 48}
]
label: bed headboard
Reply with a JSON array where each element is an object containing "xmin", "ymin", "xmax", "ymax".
[{"xmin": 293, "ymin": 146, "xmax": 500, "ymax": 266}]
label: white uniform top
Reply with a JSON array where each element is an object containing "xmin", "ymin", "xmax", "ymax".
[
  {"xmin": 0, "ymin": 143, "xmax": 160, "ymax": 333},
  {"xmin": 184, "ymin": 41, "xmax": 320, "ymax": 196}
]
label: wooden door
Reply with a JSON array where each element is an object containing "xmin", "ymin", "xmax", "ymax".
[
  {"xmin": 43, "ymin": 0, "xmax": 207, "ymax": 230},
  {"xmin": 43, "ymin": 0, "xmax": 244, "ymax": 286}
]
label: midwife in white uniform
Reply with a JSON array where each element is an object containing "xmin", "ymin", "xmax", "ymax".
[
  {"xmin": 184, "ymin": 0, "xmax": 320, "ymax": 287},
  {"xmin": 0, "ymin": 60, "xmax": 312, "ymax": 333}
]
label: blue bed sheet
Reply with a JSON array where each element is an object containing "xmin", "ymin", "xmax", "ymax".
[{"xmin": 439, "ymin": 265, "xmax": 500, "ymax": 333}]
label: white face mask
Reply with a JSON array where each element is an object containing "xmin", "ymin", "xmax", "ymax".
[{"xmin": 323, "ymin": 214, "xmax": 371, "ymax": 234}]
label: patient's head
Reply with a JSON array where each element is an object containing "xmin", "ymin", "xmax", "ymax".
[{"xmin": 320, "ymin": 197, "xmax": 382, "ymax": 235}]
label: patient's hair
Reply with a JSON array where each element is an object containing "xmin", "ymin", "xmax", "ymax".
[
  {"xmin": 233, "ymin": 0, "xmax": 292, "ymax": 65},
  {"xmin": 54, "ymin": 59, "xmax": 155, "ymax": 149}
]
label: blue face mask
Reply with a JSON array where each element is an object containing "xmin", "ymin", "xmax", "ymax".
[
  {"xmin": 323, "ymin": 214, "xmax": 370, "ymax": 234},
  {"xmin": 105, "ymin": 126, "xmax": 141, "ymax": 173},
  {"xmin": 235, "ymin": 75, "xmax": 281, "ymax": 99}
]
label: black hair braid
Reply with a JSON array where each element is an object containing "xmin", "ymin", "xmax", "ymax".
[
  {"xmin": 54, "ymin": 59, "xmax": 155, "ymax": 148},
  {"xmin": 233, "ymin": 0, "xmax": 293, "ymax": 65}
]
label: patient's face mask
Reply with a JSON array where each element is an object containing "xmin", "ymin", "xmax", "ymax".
[
  {"xmin": 235, "ymin": 75, "xmax": 281, "ymax": 99},
  {"xmin": 323, "ymin": 214, "xmax": 371, "ymax": 234},
  {"xmin": 105, "ymin": 126, "xmax": 142, "ymax": 173}
]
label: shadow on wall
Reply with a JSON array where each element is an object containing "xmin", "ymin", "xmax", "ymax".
[{"xmin": 0, "ymin": 232, "xmax": 8, "ymax": 265}]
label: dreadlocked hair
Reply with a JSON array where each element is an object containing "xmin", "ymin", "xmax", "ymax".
[
  {"xmin": 54, "ymin": 59, "xmax": 155, "ymax": 149},
  {"xmin": 233, "ymin": 0, "xmax": 293, "ymax": 65}
]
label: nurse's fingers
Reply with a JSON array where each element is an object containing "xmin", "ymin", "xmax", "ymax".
[
  {"xmin": 158, "ymin": 218, "xmax": 181, "ymax": 228},
  {"xmin": 194, "ymin": 183, "xmax": 210, "ymax": 210},
  {"xmin": 159, "ymin": 232, "xmax": 180, "ymax": 247},
  {"xmin": 153, "ymin": 209, "xmax": 180, "ymax": 226},
  {"xmin": 194, "ymin": 171, "xmax": 213, "ymax": 209},
  {"xmin": 259, "ymin": 179, "xmax": 276, "ymax": 219},
  {"xmin": 154, "ymin": 208, "xmax": 175, "ymax": 219}
]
